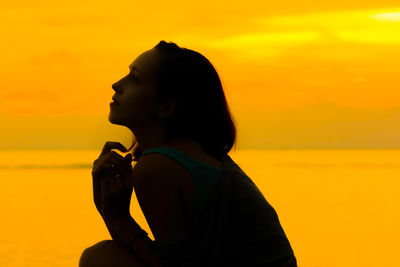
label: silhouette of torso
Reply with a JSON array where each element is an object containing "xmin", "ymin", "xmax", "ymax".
[{"xmin": 140, "ymin": 143, "xmax": 224, "ymax": 234}]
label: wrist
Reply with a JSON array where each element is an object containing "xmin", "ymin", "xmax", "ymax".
[
  {"xmin": 121, "ymin": 228, "xmax": 149, "ymax": 248},
  {"xmin": 109, "ymin": 216, "xmax": 147, "ymax": 244}
]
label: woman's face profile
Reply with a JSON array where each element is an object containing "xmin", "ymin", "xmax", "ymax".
[{"xmin": 109, "ymin": 48, "xmax": 161, "ymax": 128}]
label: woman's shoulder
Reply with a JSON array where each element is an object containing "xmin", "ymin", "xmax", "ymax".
[{"xmin": 133, "ymin": 152, "xmax": 193, "ymax": 186}]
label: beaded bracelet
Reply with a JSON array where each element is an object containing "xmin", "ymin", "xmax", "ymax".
[{"xmin": 123, "ymin": 228, "xmax": 150, "ymax": 247}]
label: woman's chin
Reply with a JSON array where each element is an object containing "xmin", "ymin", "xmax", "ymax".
[{"xmin": 108, "ymin": 114, "xmax": 124, "ymax": 125}]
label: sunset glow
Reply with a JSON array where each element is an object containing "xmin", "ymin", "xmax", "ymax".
[
  {"xmin": 1, "ymin": 2, "xmax": 400, "ymax": 266},
  {"xmin": 1, "ymin": 2, "xmax": 399, "ymax": 149}
]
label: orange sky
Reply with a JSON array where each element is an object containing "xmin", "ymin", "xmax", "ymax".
[{"xmin": 1, "ymin": 1, "xmax": 399, "ymax": 149}]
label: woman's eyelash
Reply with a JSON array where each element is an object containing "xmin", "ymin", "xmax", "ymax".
[
  {"xmin": 132, "ymin": 75, "xmax": 140, "ymax": 83},
  {"xmin": 128, "ymin": 73, "xmax": 136, "ymax": 80}
]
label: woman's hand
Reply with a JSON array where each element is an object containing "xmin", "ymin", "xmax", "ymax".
[{"xmin": 92, "ymin": 141, "xmax": 133, "ymax": 224}]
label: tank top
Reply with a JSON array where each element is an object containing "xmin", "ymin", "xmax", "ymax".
[{"xmin": 141, "ymin": 146, "xmax": 222, "ymax": 220}]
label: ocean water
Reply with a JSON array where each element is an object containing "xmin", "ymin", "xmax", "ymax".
[{"xmin": 0, "ymin": 149, "xmax": 399, "ymax": 267}]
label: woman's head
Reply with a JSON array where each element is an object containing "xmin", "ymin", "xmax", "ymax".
[
  {"xmin": 109, "ymin": 48, "xmax": 163, "ymax": 129},
  {"xmin": 112, "ymin": 40, "xmax": 237, "ymax": 161}
]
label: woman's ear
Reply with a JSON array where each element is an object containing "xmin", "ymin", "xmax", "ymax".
[{"xmin": 159, "ymin": 98, "xmax": 176, "ymax": 119}]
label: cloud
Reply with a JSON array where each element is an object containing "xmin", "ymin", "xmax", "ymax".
[
  {"xmin": 235, "ymin": 101, "xmax": 400, "ymax": 149},
  {"xmin": 181, "ymin": 7, "xmax": 400, "ymax": 64},
  {"xmin": 1, "ymin": 103, "xmax": 400, "ymax": 150},
  {"xmin": 199, "ymin": 31, "xmax": 320, "ymax": 48},
  {"xmin": 253, "ymin": 8, "xmax": 400, "ymax": 44},
  {"xmin": 371, "ymin": 12, "xmax": 400, "ymax": 21}
]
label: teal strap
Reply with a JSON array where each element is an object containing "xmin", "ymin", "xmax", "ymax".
[{"xmin": 141, "ymin": 147, "xmax": 221, "ymax": 214}]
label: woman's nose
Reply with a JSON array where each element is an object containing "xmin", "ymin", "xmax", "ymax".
[{"xmin": 112, "ymin": 83, "xmax": 120, "ymax": 93}]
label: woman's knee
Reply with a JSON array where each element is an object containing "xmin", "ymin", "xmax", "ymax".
[
  {"xmin": 79, "ymin": 240, "xmax": 113, "ymax": 267},
  {"xmin": 79, "ymin": 239, "xmax": 144, "ymax": 267}
]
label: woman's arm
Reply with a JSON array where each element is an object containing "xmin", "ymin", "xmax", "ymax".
[{"xmin": 106, "ymin": 216, "xmax": 163, "ymax": 267}]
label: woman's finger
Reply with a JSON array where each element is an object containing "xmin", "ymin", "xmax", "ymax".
[
  {"xmin": 100, "ymin": 175, "xmax": 110, "ymax": 198},
  {"xmin": 125, "ymin": 153, "xmax": 133, "ymax": 163},
  {"xmin": 112, "ymin": 173, "xmax": 125, "ymax": 188},
  {"xmin": 100, "ymin": 141, "xmax": 127, "ymax": 157},
  {"xmin": 103, "ymin": 158, "xmax": 130, "ymax": 177},
  {"xmin": 92, "ymin": 161, "xmax": 115, "ymax": 178},
  {"xmin": 104, "ymin": 163, "xmax": 130, "ymax": 188},
  {"xmin": 108, "ymin": 151, "xmax": 132, "ymax": 172},
  {"xmin": 93, "ymin": 162, "xmax": 114, "ymax": 214},
  {"xmin": 111, "ymin": 167, "xmax": 130, "ymax": 190}
]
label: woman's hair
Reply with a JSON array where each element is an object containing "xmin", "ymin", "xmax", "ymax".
[{"xmin": 128, "ymin": 40, "xmax": 237, "ymax": 161}]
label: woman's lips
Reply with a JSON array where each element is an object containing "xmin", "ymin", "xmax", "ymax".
[
  {"xmin": 110, "ymin": 102, "xmax": 118, "ymax": 106},
  {"xmin": 112, "ymin": 96, "xmax": 119, "ymax": 104}
]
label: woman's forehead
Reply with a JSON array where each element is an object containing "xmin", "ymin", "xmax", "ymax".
[{"xmin": 130, "ymin": 49, "xmax": 159, "ymax": 78}]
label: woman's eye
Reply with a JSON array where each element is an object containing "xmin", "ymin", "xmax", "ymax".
[{"xmin": 127, "ymin": 73, "xmax": 137, "ymax": 82}]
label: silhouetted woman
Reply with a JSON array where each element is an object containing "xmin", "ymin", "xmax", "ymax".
[{"xmin": 79, "ymin": 41, "xmax": 297, "ymax": 267}]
